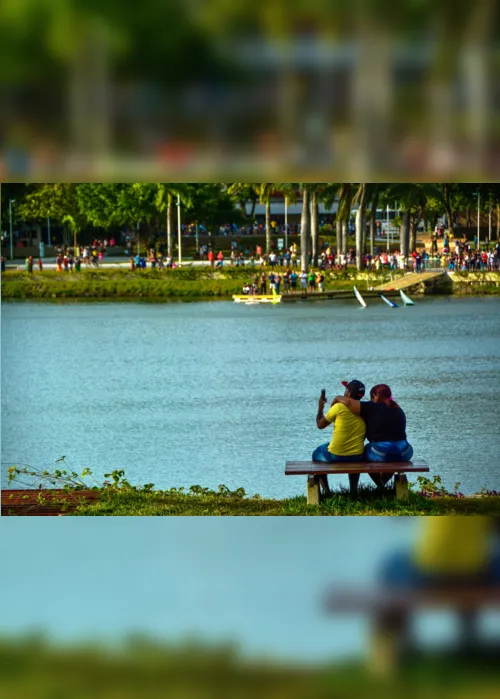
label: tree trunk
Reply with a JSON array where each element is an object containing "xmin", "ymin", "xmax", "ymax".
[
  {"xmin": 310, "ymin": 189, "xmax": 319, "ymax": 267},
  {"xmin": 167, "ymin": 197, "xmax": 172, "ymax": 257},
  {"xmin": 409, "ymin": 214, "xmax": 417, "ymax": 253},
  {"xmin": 369, "ymin": 188, "xmax": 379, "ymax": 257},
  {"xmin": 355, "ymin": 185, "xmax": 367, "ymax": 271},
  {"xmin": 265, "ymin": 200, "xmax": 271, "ymax": 255},
  {"xmin": 401, "ymin": 211, "xmax": 410, "ymax": 258},
  {"xmin": 335, "ymin": 214, "xmax": 343, "ymax": 257},
  {"xmin": 446, "ymin": 207, "xmax": 455, "ymax": 238},
  {"xmin": 300, "ymin": 188, "xmax": 310, "ymax": 271},
  {"xmin": 342, "ymin": 220, "xmax": 348, "ymax": 256},
  {"xmin": 442, "ymin": 185, "xmax": 455, "ymax": 239}
]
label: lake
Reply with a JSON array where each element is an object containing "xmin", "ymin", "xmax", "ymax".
[{"xmin": 2, "ymin": 297, "xmax": 500, "ymax": 498}]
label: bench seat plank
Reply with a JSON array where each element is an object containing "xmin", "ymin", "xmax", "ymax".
[
  {"xmin": 285, "ymin": 460, "xmax": 429, "ymax": 476},
  {"xmin": 326, "ymin": 588, "xmax": 500, "ymax": 613}
]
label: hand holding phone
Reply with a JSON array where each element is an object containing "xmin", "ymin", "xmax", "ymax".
[{"xmin": 321, "ymin": 389, "xmax": 326, "ymax": 401}]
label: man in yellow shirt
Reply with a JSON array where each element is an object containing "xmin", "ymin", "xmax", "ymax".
[
  {"xmin": 382, "ymin": 517, "xmax": 500, "ymax": 586},
  {"xmin": 313, "ymin": 379, "xmax": 366, "ymax": 496}
]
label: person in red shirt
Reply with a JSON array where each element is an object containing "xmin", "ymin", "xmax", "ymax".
[
  {"xmin": 217, "ymin": 250, "xmax": 224, "ymax": 267},
  {"xmin": 38, "ymin": 258, "xmax": 43, "ymax": 271},
  {"xmin": 207, "ymin": 249, "xmax": 214, "ymax": 267}
]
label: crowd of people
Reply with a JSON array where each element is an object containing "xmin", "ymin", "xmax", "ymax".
[
  {"xmin": 241, "ymin": 269, "xmax": 327, "ymax": 296},
  {"xmin": 3, "ymin": 233, "xmax": 500, "ymax": 277}
]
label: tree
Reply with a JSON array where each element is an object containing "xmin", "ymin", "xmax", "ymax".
[
  {"xmin": 381, "ymin": 184, "xmax": 428, "ymax": 255},
  {"xmin": 299, "ymin": 186, "xmax": 310, "ymax": 271},
  {"xmin": 155, "ymin": 184, "xmax": 192, "ymax": 256},
  {"xmin": 227, "ymin": 183, "xmax": 276, "ymax": 254},
  {"xmin": 336, "ymin": 183, "xmax": 354, "ymax": 257},
  {"xmin": 17, "ymin": 184, "xmax": 85, "ymax": 245},
  {"xmin": 352, "ymin": 183, "xmax": 367, "ymax": 270}
]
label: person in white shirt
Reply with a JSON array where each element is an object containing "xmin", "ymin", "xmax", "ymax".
[{"xmin": 299, "ymin": 270, "xmax": 308, "ymax": 291}]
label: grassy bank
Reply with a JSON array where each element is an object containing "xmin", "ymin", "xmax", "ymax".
[
  {"xmin": 5, "ymin": 466, "xmax": 500, "ymax": 516},
  {"xmin": 2, "ymin": 267, "xmax": 500, "ymax": 300},
  {"xmin": 1, "ymin": 268, "xmax": 252, "ymax": 299},
  {"xmin": 71, "ymin": 486, "xmax": 500, "ymax": 516},
  {"xmin": 2, "ymin": 636, "xmax": 499, "ymax": 699}
]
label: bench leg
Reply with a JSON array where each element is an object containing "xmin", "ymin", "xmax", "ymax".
[
  {"xmin": 370, "ymin": 609, "xmax": 409, "ymax": 675},
  {"xmin": 395, "ymin": 474, "xmax": 409, "ymax": 501},
  {"xmin": 307, "ymin": 475, "xmax": 321, "ymax": 505}
]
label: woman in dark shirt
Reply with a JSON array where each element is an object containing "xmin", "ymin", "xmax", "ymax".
[{"xmin": 332, "ymin": 383, "xmax": 414, "ymax": 463}]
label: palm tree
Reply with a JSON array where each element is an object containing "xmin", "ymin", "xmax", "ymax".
[
  {"xmin": 352, "ymin": 183, "xmax": 367, "ymax": 270},
  {"xmin": 299, "ymin": 186, "xmax": 310, "ymax": 271},
  {"xmin": 335, "ymin": 183, "xmax": 354, "ymax": 258},
  {"xmin": 367, "ymin": 184, "xmax": 381, "ymax": 257},
  {"xmin": 301, "ymin": 183, "xmax": 325, "ymax": 268},
  {"xmin": 320, "ymin": 183, "xmax": 342, "ymax": 255},
  {"xmin": 255, "ymin": 184, "xmax": 277, "ymax": 255},
  {"xmin": 156, "ymin": 184, "xmax": 192, "ymax": 257},
  {"xmin": 228, "ymin": 183, "xmax": 276, "ymax": 254}
]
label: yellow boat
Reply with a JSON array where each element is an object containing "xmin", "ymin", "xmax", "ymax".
[{"xmin": 233, "ymin": 295, "xmax": 282, "ymax": 304}]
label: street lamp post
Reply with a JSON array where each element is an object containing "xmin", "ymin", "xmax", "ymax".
[
  {"xmin": 177, "ymin": 194, "xmax": 182, "ymax": 265},
  {"xmin": 137, "ymin": 222, "xmax": 140, "ymax": 257},
  {"xmin": 285, "ymin": 196, "xmax": 288, "ymax": 251},
  {"xmin": 477, "ymin": 191, "xmax": 481, "ymax": 250},
  {"xmin": 47, "ymin": 216, "xmax": 51, "ymax": 247},
  {"xmin": 9, "ymin": 199, "xmax": 15, "ymax": 260},
  {"xmin": 386, "ymin": 203, "xmax": 390, "ymax": 253}
]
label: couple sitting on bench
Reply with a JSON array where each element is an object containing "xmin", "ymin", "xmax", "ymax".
[{"xmin": 313, "ymin": 379, "xmax": 414, "ymax": 496}]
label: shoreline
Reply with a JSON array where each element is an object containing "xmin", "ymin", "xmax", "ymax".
[
  {"xmin": 2, "ymin": 268, "xmax": 500, "ymax": 300},
  {"xmin": 3, "ymin": 485, "xmax": 499, "ymax": 516}
]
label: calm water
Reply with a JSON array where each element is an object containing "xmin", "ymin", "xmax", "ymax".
[{"xmin": 2, "ymin": 297, "xmax": 500, "ymax": 497}]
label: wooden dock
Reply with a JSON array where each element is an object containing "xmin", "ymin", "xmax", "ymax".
[{"xmin": 280, "ymin": 289, "xmax": 401, "ymax": 302}]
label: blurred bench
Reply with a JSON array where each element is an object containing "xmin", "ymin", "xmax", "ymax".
[
  {"xmin": 285, "ymin": 461, "xmax": 429, "ymax": 504},
  {"xmin": 325, "ymin": 587, "xmax": 500, "ymax": 674}
]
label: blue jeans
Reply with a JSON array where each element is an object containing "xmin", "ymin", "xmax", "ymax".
[
  {"xmin": 365, "ymin": 440, "xmax": 413, "ymax": 462},
  {"xmin": 381, "ymin": 550, "xmax": 500, "ymax": 588},
  {"xmin": 312, "ymin": 443, "xmax": 364, "ymax": 463}
]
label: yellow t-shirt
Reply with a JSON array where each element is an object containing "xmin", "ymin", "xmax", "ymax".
[
  {"xmin": 324, "ymin": 403, "xmax": 366, "ymax": 456},
  {"xmin": 413, "ymin": 517, "xmax": 492, "ymax": 574}
]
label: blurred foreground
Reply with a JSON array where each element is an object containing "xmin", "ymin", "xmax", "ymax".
[
  {"xmin": 1, "ymin": 519, "xmax": 499, "ymax": 697},
  {"xmin": 1, "ymin": 1, "xmax": 499, "ymax": 180},
  {"xmin": 1, "ymin": 635, "xmax": 499, "ymax": 699}
]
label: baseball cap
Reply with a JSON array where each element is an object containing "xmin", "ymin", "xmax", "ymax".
[{"xmin": 341, "ymin": 379, "xmax": 365, "ymax": 398}]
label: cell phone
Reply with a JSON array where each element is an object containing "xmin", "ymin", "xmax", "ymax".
[{"xmin": 321, "ymin": 389, "xmax": 326, "ymax": 400}]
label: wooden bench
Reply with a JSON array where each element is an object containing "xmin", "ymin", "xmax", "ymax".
[
  {"xmin": 285, "ymin": 460, "xmax": 429, "ymax": 504},
  {"xmin": 325, "ymin": 587, "xmax": 500, "ymax": 674}
]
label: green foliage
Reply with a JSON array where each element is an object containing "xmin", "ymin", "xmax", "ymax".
[
  {"xmin": 16, "ymin": 183, "xmax": 84, "ymax": 227},
  {"xmin": 2, "ymin": 633, "xmax": 499, "ymax": 699},
  {"xmin": 6, "ymin": 462, "xmax": 500, "ymax": 517}
]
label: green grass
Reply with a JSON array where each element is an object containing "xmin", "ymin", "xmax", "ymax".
[
  {"xmin": 1, "ymin": 636, "xmax": 498, "ymax": 699},
  {"xmin": 0, "ymin": 266, "xmax": 461, "ymax": 301},
  {"xmin": 6, "ymin": 464, "xmax": 499, "ymax": 516},
  {"xmin": 3, "ymin": 266, "xmax": 500, "ymax": 301},
  {"xmin": 72, "ymin": 485, "xmax": 500, "ymax": 516}
]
